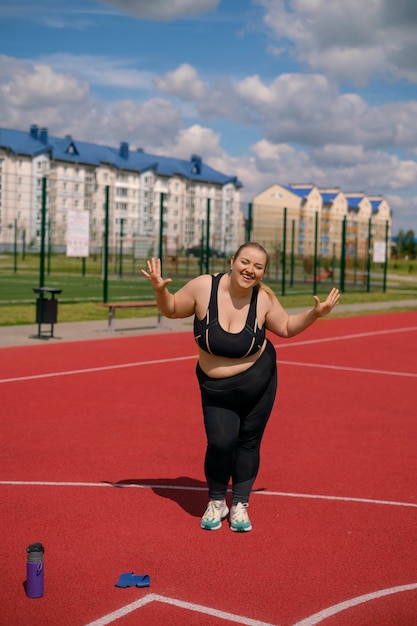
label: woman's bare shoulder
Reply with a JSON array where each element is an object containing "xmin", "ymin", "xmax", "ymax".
[
  {"xmin": 189, "ymin": 273, "xmax": 213, "ymax": 286},
  {"xmin": 181, "ymin": 273, "xmax": 212, "ymax": 295},
  {"xmin": 258, "ymin": 284, "xmax": 277, "ymax": 303}
]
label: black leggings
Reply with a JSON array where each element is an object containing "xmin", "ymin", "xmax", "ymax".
[{"xmin": 196, "ymin": 340, "xmax": 277, "ymax": 505}]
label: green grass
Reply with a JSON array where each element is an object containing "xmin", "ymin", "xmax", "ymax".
[
  {"xmin": 1, "ymin": 288, "xmax": 416, "ymax": 327},
  {"xmin": 0, "ymin": 252, "xmax": 416, "ymax": 326}
]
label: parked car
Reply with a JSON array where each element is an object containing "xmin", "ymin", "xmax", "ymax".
[{"xmin": 185, "ymin": 246, "xmax": 225, "ymax": 258}]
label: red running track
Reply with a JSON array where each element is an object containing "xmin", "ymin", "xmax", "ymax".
[{"xmin": 1, "ymin": 311, "xmax": 417, "ymax": 625}]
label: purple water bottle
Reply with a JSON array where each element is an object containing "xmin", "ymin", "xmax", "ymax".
[{"xmin": 26, "ymin": 542, "xmax": 45, "ymax": 598}]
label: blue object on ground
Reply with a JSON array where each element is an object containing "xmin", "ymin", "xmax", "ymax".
[{"xmin": 115, "ymin": 572, "xmax": 151, "ymax": 588}]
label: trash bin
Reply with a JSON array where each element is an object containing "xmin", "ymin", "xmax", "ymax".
[{"xmin": 33, "ymin": 287, "xmax": 62, "ymax": 339}]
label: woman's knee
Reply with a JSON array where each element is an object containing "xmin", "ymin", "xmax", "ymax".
[{"xmin": 207, "ymin": 439, "xmax": 235, "ymax": 456}]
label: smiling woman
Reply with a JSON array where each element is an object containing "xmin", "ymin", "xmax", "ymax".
[{"xmin": 141, "ymin": 241, "xmax": 340, "ymax": 533}]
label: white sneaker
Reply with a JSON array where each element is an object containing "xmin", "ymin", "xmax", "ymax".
[
  {"xmin": 200, "ymin": 500, "xmax": 229, "ymax": 530},
  {"xmin": 230, "ymin": 502, "xmax": 252, "ymax": 532}
]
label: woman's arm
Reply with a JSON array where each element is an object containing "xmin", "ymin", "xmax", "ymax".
[
  {"xmin": 265, "ymin": 287, "xmax": 340, "ymax": 338},
  {"xmin": 141, "ymin": 257, "xmax": 202, "ymax": 319}
]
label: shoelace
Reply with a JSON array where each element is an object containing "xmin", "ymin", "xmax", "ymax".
[
  {"xmin": 232, "ymin": 503, "xmax": 248, "ymax": 521},
  {"xmin": 204, "ymin": 501, "xmax": 224, "ymax": 519}
]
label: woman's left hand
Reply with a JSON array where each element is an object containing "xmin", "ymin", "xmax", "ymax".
[{"xmin": 312, "ymin": 287, "xmax": 340, "ymax": 317}]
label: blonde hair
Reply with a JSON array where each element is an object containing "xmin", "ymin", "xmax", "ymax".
[{"xmin": 233, "ymin": 242, "xmax": 269, "ymax": 268}]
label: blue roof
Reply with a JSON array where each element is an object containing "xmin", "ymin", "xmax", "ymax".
[
  {"xmin": 370, "ymin": 199, "xmax": 382, "ymax": 213},
  {"xmin": 346, "ymin": 196, "xmax": 362, "ymax": 211},
  {"xmin": 0, "ymin": 125, "xmax": 242, "ymax": 187},
  {"xmin": 320, "ymin": 192, "xmax": 338, "ymax": 203},
  {"xmin": 0, "ymin": 127, "xmax": 48, "ymax": 157},
  {"xmin": 283, "ymin": 184, "xmax": 314, "ymax": 199}
]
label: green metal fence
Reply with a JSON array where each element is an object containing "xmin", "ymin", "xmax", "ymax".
[
  {"xmin": 0, "ymin": 177, "xmax": 392, "ymax": 304},
  {"xmin": 247, "ymin": 203, "xmax": 391, "ymax": 296}
]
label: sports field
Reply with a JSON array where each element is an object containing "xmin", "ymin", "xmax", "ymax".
[{"xmin": 1, "ymin": 310, "xmax": 417, "ymax": 624}]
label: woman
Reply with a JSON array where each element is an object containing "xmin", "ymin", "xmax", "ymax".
[{"xmin": 141, "ymin": 242, "xmax": 339, "ymax": 532}]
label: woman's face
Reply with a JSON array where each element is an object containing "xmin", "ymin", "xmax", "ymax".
[{"xmin": 231, "ymin": 246, "xmax": 267, "ymax": 287}]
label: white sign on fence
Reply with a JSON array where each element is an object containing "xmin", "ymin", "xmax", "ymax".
[
  {"xmin": 66, "ymin": 210, "xmax": 89, "ymax": 257},
  {"xmin": 373, "ymin": 240, "xmax": 386, "ymax": 263}
]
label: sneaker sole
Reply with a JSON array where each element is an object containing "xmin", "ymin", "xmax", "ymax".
[
  {"xmin": 200, "ymin": 507, "xmax": 229, "ymax": 530},
  {"xmin": 230, "ymin": 523, "xmax": 252, "ymax": 532}
]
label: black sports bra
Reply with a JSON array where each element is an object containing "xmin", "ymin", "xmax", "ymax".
[{"xmin": 193, "ymin": 273, "xmax": 266, "ymax": 359}]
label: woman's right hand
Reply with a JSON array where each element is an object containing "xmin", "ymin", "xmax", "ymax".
[{"xmin": 140, "ymin": 257, "xmax": 172, "ymax": 292}]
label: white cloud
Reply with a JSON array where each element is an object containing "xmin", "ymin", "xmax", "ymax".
[
  {"xmin": 98, "ymin": 0, "xmax": 220, "ymax": 21},
  {"xmin": 0, "ymin": 55, "xmax": 88, "ymax": 109},
  {"xmin": 386, "ymin": 193, "xmax": 417, "ymax": 233},
  {"xmin": 260, "ymin": 0, "xmax": 417, "ymax": 84},
  {"xmin": 231, "ymin": 72, "xmax": 417, "ymax": 152},
  {"xmin": 156, "ymin": 124, "xmax": 224, "ymax": 161},
  {"xmin": 0, "ymin": 56, "xmax": 182, "ymax": 148},
  {"xmin": 1, "ymin": 0, "xmax": 416, "ymax": 235},
  {"xmin": 39, "ymin": 53, "xmax": 154, "ymax": 90},
  {"xmin": 154, "ymin": 64, "xmax": 205, "ymax": 100},
  {"xmin": 108, "ymin": 98, "xmax": 183, "ymax": 148},
  {"xmin": 197, "ymin": 77, "xmax": 241, "ymax": 119}
]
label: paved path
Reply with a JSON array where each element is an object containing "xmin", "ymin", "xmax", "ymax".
[{"xmin": 0, "ymin": 300, "xmax": 416, "ymax": 348}]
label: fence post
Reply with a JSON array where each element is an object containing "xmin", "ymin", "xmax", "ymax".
[
  {"xmin": 39, "ymin": 176, "xmax": 47, "ymax": 289},
  {"xmin": 205, "ymin": 198, "xmax": 211, "ymax": 274},
  {"xmin": 119, "ymin": 217, "xmax": 124, "ymax": 278},
  {"xmin": 340, "ymin": 216, "xmax": 346, "ymax": 293},
  {"xmin": 13, "ymin": 218, "xmax": 18, "ymax": 273},
  {"xmin": 313, "ymin": 211, "xmax": 319, "ymax": 295},
  {"xmin": 383, "ymin": 219, "xmax": 389, "ymax": 292},
  {"xmin": 366, "ymin": 217, "xmax": 372, "ymax": 293},
  {"xmin": 246, "ymin": 202, "xmax": 252, "ymax": 242},
  {"xmin": 290, "ymin": 219, "xmax": 295, "ymax": 287},
  {"xmin": 47, "ymin": 215, "xmax": 51, "ymax": 275},
  {"xmin": 281, "ymin": 207, "xmax": 287, "ymax": 296},
  {"xmin": 103, "ymin": 185, "xmax": 110, "ymax": 303},
  {"xmin": 158, "ymin": 192, "xmax": 165, "ymax": 265}
]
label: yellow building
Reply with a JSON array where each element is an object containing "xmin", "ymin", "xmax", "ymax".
[{"xmin": 252, "ymin": 183, "xmax": 392, "ymax": 261}]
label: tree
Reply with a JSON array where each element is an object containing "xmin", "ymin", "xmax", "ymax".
[{"xmin": 395, "ymin": 229, "xmax": 416, "ymax": 258}]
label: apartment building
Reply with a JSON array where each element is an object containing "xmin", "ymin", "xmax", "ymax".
[
  {"xmin": 252, "ymin": 183, "xmax": 392, "ymax": 260},
  {"xmin": 0, "ymin": 125, "xmax": 243, "ymax": 257}
]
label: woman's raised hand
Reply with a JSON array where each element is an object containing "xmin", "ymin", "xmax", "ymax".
[
  {"xmin": 312, "ymin": 287, "xmax": 340, "ymax": 317},
  {"xmin": 140, "ymin": 257, "xmax": 172, "ymax": 292}
]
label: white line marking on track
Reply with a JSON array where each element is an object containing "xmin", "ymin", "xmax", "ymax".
[
  {"xmin": 0, "ymin": 355, "xmax": 197, "ymax": 384},
  {"xmin": 292, "ymin": 582, "xmax": 417, "ymax": 625},
  {"xmin": 274, "ymin": 325, "xmax": 417, "ymax": 349},
  {"xmin": 1, "ymin": 325, "xmax": 416, "ymax": 385},
  {"xmin": 1, "ymin": 354, "xmax": 415, "ymax": 384},
  {"xmin": 0, "ymin": 326, "xmax": 417, "ymax": 384},
  {"xmin": 254, "ymin": 489, "xmax": 417, "ymax": 508},
  {"xmin": 1, "ymin": 480, "xmax": 416, "ymax": 509},
  {"xmin": 84, "ymin": 592, "xmax": 276, "ymax": 626},
  {"xmin": 279, "ymin": 360, "xmax": 417, "ymax": 377}
]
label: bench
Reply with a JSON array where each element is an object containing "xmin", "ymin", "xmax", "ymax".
[
  {"xmin": 96, "ymin": 301, "xmax": 158, "ymax": 330},
  {"xmin": 306, "ymin": 270, "xmax": 334, "ymax": 283}
]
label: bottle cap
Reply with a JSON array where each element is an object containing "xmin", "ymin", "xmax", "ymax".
[{"xmin": 27, "ymin": 543, "xmax": 45, "ymax": 560}]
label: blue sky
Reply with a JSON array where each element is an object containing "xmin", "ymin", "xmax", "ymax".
[{"xmin": 1, "ymin": 0, "xmax": 417, "ymax": 233}]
